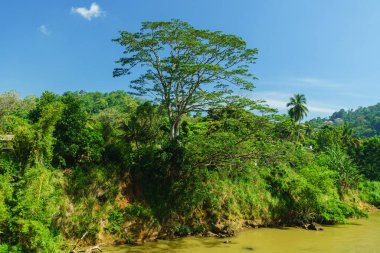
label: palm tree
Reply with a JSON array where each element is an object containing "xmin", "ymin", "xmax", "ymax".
[{"xmin": 287, "ymin": 94, "xmax": 309, "ymax": 143}]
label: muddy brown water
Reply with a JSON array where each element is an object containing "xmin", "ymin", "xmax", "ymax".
[{"xmin": 102, "ymin": 212, "xmax": 380, "ymax": 253}]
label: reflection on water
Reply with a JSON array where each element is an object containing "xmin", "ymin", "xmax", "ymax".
[{"xmin": 103, "ymin": 212, "xmax": 380, "ymax": 253}]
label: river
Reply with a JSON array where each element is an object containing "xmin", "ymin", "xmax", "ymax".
[{"xmin": 102, "ymin": 212, "xmax": 380, "ymax": 253}]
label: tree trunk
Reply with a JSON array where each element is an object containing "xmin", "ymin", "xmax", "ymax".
[
  {"xmin": 169, "ymin": 124, "xmax": 176, "ymax": 140},
  {"xmin": 297, "ymin": 121, "xmax": 300, "ymax": 144},
  {"xmin": 169, "ymin": 116, "xmax": 182, "ymax": 140}
]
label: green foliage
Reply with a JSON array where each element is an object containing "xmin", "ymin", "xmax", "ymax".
[
  {"xmin": 0, "ymin": 90, "xmax": 377, "ymax": 251},
  {"xmin": 0, "ymin": 170, "xmax": 12, "ymax": 238},
  {"xmin": 53, "ymin": 93, "xmax": 104, "ymax": 168},
  {"xmin": 317, "ymin": 199, "xmax": 365, "ymax": 223},
  {"xmin": 107, "ymin": 203, "xmax": 158, "ymax": 242},
  {"xmin": 11, "ymin": 123, "xmax": 35, "ymax": 167},
  {"xmin": 0, "ymin": 86, "xmax": 378, "ymax": 250},
  {"xmin": 0, "ymin": 167, "xmax": 65, "ymax": 252},
  {"xmin": 59, "ymin": 166, "xmax": 120, "ymax": 242},
  {"xmin": 69, "ymin": 90, "xmax": 138, "ymax": 114},
  {"xmin": 28, "ymin": 91, "xmax": 60, "ymax": 124},
  {"xmin": 309, "ymin": 102, "xmax": 380, "ymax": 138},
  {"xmin": 11, "ymin": 101, "xmax": 63, "ymax": 167},
  {"xmin": 125, "ymin": 102, "xmax": 167, "ymax": 146},
  {"xmin": 360, "ymin": 181, "xmax": 380, "ymax": 207},
  {"xmin": 318, "ymin": 147, "xmax": 360, "ymax": 195},
  {"xmin": 107, "ymin": 208, "xmax": 125, "ymax": 238},
  {"xmin": 113, "ymin": 19, "xmax": 258, "ymax": 139},
  {"xmin": 314, "ymin": 126, "xmax": 343, "ymax": 151},
  {"xmin": 359, "ymin": 137, "xmax": 380, "ymax": 180},
  {"xmin": 0, "ymin": 92, "xmax": 37, "ymax": 122}
]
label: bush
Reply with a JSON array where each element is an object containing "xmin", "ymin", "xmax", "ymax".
[
  {"xmin": 360, "ymin": 181, "xmax": 380, "ymax": 207},
  {"xmin": 107, "ymin": 203, "xmax": 158, "ymax": 242},
  {"xmin": 9, "ymin": 167, "xmax": 65, "ymax": 252}
]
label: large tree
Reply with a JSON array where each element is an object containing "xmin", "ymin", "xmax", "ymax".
[{"xmin": 113, "ymin": 19, "xmax": 258, "ymax": 140}]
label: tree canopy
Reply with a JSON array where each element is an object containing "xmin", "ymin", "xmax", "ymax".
[{"xmin": 113, "ymin": 19, "xmax": 258, "ymax": 139}]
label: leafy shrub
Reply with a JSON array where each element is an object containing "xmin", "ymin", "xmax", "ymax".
[
  {"xmin": 360, "ymin": 181, "xmax": 380, "ymax": 207},
  {"xmin": 9, "ymin": 167, "xmax": 65, "ymax": 252},
  {"xmin": 107, "ymin": 203, "xmax": 158, "ymax": 242}
]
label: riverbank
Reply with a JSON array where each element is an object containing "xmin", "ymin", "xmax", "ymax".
[
  {"xmin": 73, "ymin": 202, "xmax": 378, "ymax": 252},
  {"xmin": 99, "ymin": 211, "xmax": 380, "ymax": 253}
]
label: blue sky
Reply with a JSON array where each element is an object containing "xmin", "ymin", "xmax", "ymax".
[{"xmin": 1, "ymin": 0, "xmax": 380, "ymax": 119}]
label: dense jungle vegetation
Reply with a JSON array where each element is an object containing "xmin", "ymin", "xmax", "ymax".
[
  {"xmin": 0, "ymin": 20, "xmax": 379, "ymax": 252},
  {"xmin": 309, "ymin": 103, "xmax": 380, "ymax": 138}
]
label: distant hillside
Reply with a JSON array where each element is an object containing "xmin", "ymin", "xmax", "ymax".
[{"xmin": 308, "ymin": 102, "xmax": 380, "ymax": 138}]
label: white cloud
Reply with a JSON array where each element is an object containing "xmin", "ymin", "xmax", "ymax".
[
  {"xmin": 251, "ymin": 91, "xmax": 338, "ymax": 114},
  {"xmin": 264, "ymin": 98, "xmax": 337, "ymax": 114},
  {"xmin": 71, "ymin": 3, "xmax": 105, "ymax": 20},
  {"xmin": 292, "ymin": 77, "xmax": 342, "ymax": 88},
  {"xmin": 38, "ymin": 25, "xmax": 50, "ymax": 36},
  {"xmin": 308, "ymin": 105, "xmax": 337, "ymax": 114},
  {"xmin": 257, "ymin": 77, "xmax": 343, "ymax": 89}
]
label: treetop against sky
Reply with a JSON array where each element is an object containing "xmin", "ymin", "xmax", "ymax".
[{"xmin": 1, "ymin": 0, "xmax": 380, "ymax": 119}]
